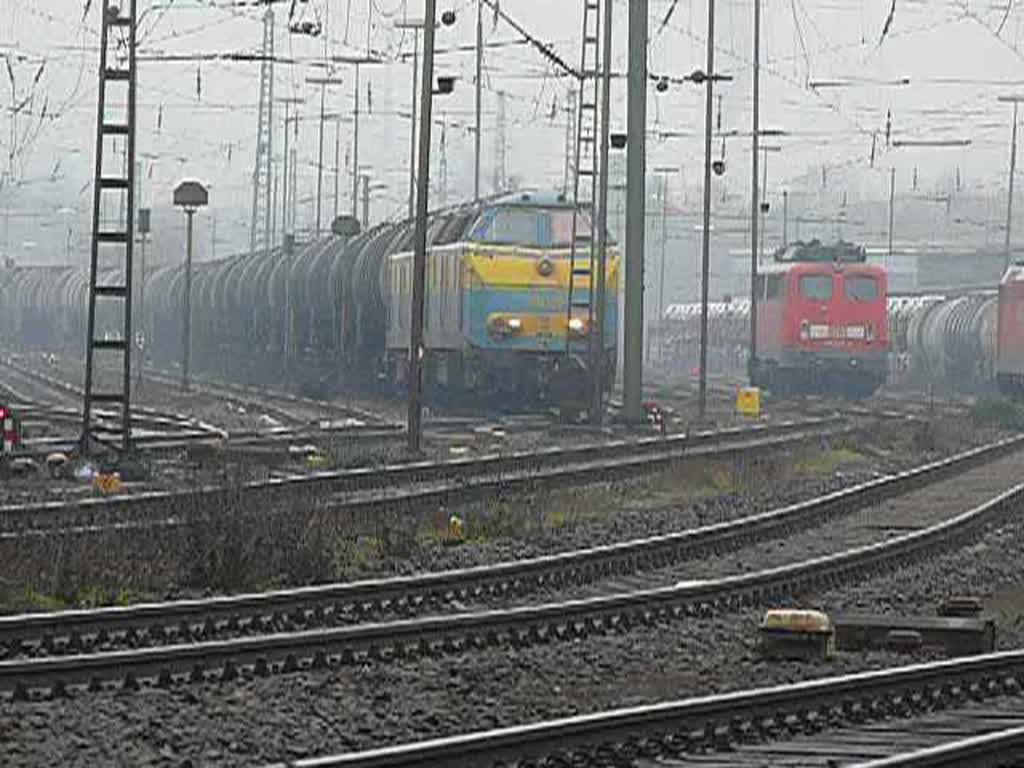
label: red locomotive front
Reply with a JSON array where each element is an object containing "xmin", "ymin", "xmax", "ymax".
[
  {"xmin": 996, "ymin": 262, "xmax": 1024, "ymax": 395},
  {"xmin": 753, "ymin": 241, "xmax": 889, "ymax": 397}
]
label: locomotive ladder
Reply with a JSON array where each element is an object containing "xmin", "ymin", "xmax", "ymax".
[
  {"xmin": 82, "ymin": 0, "xmax": 139, "ymax": 454},
  {"xmin": 564, "ymin": 0, "xmax": 602, "ymax": 379}
]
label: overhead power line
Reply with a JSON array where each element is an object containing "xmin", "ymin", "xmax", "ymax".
[{"xmin": 478, "ymin": 0, "xmax": 578, "ymax": 80}]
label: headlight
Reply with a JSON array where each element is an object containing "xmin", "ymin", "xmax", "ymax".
[
  {"xmin": 568, "ymin": 317, "xmax": 588, "ymax": 337},
  {"xmin": 487, "ymin": 315, "xmax": 524, "ymax": 338}
]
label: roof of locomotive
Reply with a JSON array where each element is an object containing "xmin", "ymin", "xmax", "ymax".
[
  {"xmin": 488, "ymin": 190, "xmax": 576, "ymax": 209},
  {"xmin": 772, "ymin": 240, "xmax": 869, "ymax": 265},
  {"xmin": 756, "ymin": 259, "xmax": 886, "ymax": 276}
]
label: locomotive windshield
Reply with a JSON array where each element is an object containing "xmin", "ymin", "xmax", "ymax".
[
  {"xmin": 799, "ymin": 274, "xmax": 833, "ymax": 300},
  {"xmin": 470, "ymin": 205, "xmax": 595, "ymax": 249},
  {"xmin": 845, "ymin": 275, "xmax": 879, "ymax": 302}
]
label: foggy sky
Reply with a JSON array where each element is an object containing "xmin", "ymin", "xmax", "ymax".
[{"xmin": 2, "ymin": 0, "xmax": 1024, "ymax": 267}]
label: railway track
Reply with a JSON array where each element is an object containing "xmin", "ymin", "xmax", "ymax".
[
  {"xmin": 0, "ymin": 357, "xmax": 227, "ymax": 452},
  {"xmin": 0, "ymin": 433, "xmax": 1019, "ymax": 699},
  {"xmin": 852, "ymin": 724, "xmax": 1024, "ymax": 767},
  {"xmin": 0, "ymin": 354, "xmax": 403, "ymax": 458},
  {"xmin": 264, "ymin": 650, "xmax": 1024, "ymax": 767},
  {"xmin": 136, "ymin": 363, "xmax": 397, "ymax": 430},
  {"xmin": 0, "ymin": 415, "xmax": 846, "ymax": 536}
]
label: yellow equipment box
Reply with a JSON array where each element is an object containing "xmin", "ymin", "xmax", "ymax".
[
  {"xmin": 760, "ymin": 609, "xmax": 834, "ymax": 661},
  {"xmin": 736, "ymin": 386, "xmax": 761, "ymax": 417}
]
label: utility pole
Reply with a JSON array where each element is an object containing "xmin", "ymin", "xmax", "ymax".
[
  {"xmin": 352, "ymin": 63, "xmax": 360, "ymax": 217},
  {"xmin": 749, "ymin": 0, "xmax": 761, "ymax": 387},
  {"xmin": 761, "ymin": 147, "xmax": 767, "ymax": 259},
  {"xmin": 436, "ymin": 117, "xmax": 447, "ymax": 205},
  {"xmin": 173, "ymin": 181, "xmax": 207, "ymax": 393},
  {"xmin": 183, "ymin": 209, "xmax": 194, "ymax": 389},
  {"xmin": 82, "ymin": 0, "xmax": 139, "ymax": 453},
  {"xmin": 279, "ymin": 97, "xmax": 303, "ymax": 244},
  {"xmin": 698, "ymin": 0, "xmax": 716, "ymax": 418},
  {"xmin": 136, "ymin": 207, "xmax": 150, "ymax": 386},
  {"xmin": 334, "ymin": 117, "xmax": 343, "ymax": 219},
  {"xmin": 887, "ymin": 166, "xmax": 896, "ymax": 269},
  {"xmin": 306, "ymin": 76, "xmax": 345, "ymax": 235},
  {"xmin": 759, "ymin": 145, "xmax": 782, "ymax": 259},
  {"xmin": 782, "ymin": 189, "xmax": 788, "ymax": 248},
  {"xmin": 408, "ymin": 0, "xmax": 439, "ymax": 454},
  {"xmin": 652, "ymin": 167, "xmax": 679, "ymax": 366},
  {"xmin": 493, "ymin": 90, "xmax": 507, "ymax": 192},
  {"xmin": 249, "ymin": 8, "xmax": 274, "ymax": 256},
  {"xmin": 563, "ymin": 88, "xmax": 577, "ymax": 197},
  {"xmin": 395, "ymin": 19, "xmax": 421, "ymax": 219},
  {"xmin": 589, "ymin": 0, "xmax": 614, "ymax": 423},
  {"xmin": 329, "ymin": 55, "xmax": 383, "ymax": 219},
  {"xmin": 624, "ymin": 0, "xmax": 648, "ymax": 424},
  {"xmin": 474, "ymin": 0, "xmax": 483, "ymax": 201},
  {"xmin": 362, "ymin": 173, "xmax": 370, "ymax": 226},
  {"xmin": 1000, "ymin": 97, "xmax": 1021, "ymax": 268}
]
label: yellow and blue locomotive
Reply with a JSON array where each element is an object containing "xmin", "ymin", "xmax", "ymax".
[{"xmin": 385, "ymin": 191, "xmax": 620, "ymax": 406}]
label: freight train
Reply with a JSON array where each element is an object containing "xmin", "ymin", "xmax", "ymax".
[
  {"xmin": 0, "ymin": 191, "xmax": 619, "ymax": 410},
  {"xmin": 663, "ymin": 256, "xmax": 1024, "ymax": 398}
]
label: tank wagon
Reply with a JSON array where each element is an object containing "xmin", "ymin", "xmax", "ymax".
[
  {"xmin": 1, "ymin": 191, "xmax": 619, "ymax": 410},
  {"xmin": 663, "ymin": 285, "xmax": 999, "ymax": 396}
]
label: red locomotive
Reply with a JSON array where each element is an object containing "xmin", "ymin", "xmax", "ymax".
[
  {"xmin": 752, "ymin": 241, "xmax": 889, "ymax": 397},
  {"xmin": 996, "ymin": 262, "xmax": 1024, "ymax": 395}
]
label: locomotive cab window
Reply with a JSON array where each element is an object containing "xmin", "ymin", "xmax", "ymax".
[
  {"xmin": 845, "ymin": 275, "xmax": 879, "ymax": 302},
  {"xmin": 799, "ymin": 274, "xmax": 833, "ymax": 300},
  {"xmin": 472, "ymin": 208, "xmax": 541, "ymax": 246}
]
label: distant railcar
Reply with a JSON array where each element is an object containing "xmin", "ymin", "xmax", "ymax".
[{"xmin": 997, "ymin": 262, "xmax": 1024, "ymax": 395}]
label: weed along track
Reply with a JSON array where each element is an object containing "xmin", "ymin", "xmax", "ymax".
[
  {"xmin": 1, "ymin": 434, "xmax": 1021, "ymax": 698},
  {"xmin": 0, "ymin": 416, "xmax": 845, "ymax": 538}
]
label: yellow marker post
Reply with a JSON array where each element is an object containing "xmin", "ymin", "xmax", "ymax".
[{"xmin": 736, "ymin": 386, "xmax": 761, "ymax": 418}]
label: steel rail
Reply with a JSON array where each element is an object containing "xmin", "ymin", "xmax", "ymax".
[
  {"xmin": 851, "ymin": 724, "xmax": 1024, "ymax": 765},
  {"xmin": 0, "ymin": 432, "xmax": 1015, "ymax": 655},
  {"xmin": 0, "ymin": 416, "xmax": 843, "ymax": 535},
  {"xmin": 849, "ymin": 725, "xmax": 1024, "ymax": 767},
  {"xmin": 2, "ymin": 448, "xmax": 1021, "ymax": 698},
  {"xmin": 137, "ymin": 364, "xmax": 396, "ymax": 429},
  {"xmin": 0, "ymin": 429, "xmax": 832, "ymax": 541},
  {"xmin": 264, "ymin": 651, "xmax": 1024, "ymax": 767}
]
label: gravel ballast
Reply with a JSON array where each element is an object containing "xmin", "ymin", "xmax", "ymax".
[{"xmin": 3, "ymin": 438, "xmax": 1024, "ymax": 766}]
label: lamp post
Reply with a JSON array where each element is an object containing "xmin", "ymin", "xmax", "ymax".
[
  {"xmin": 173, "ymin": 180, "xmax": 208, "ymax": 391},
  {"xmin": 407, "ymin": 7, "xmax": 457, "ymax": 454}
]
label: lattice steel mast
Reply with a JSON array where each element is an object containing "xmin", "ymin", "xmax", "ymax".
[{"xmin": 82, "ymin": 0, "xmax": 139, "ymax": 453}]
